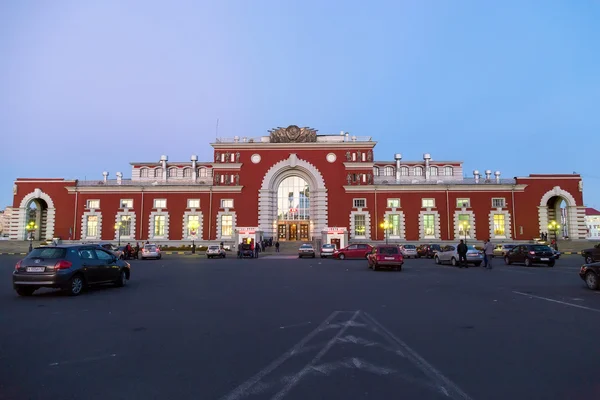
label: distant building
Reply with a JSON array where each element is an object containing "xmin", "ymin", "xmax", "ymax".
[
  {"xmin": 0, "ymin": 208, "xmax": 10, "ymax": 237},
  {"xmin": 585, "ymin": 208, "xmax": 600, "ymax": 240}
]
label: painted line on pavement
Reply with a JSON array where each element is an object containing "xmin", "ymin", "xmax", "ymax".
[
  {"xmin": 49, "ymin": 353, "xmax": 117, "ymax": 367},
  {"xmin": 513, "ymin": 291, "xmax": 600, "ymax": 313}
]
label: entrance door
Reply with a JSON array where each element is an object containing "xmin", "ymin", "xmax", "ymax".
[
  {"xmin": 278, "ymin": 224, "xmax": 287, "ymax": 241},
  {"xmin": 330, "ymin": 238, "xmax": 341, "ymax": 249},
  {"xmin": 300, "ymin": 224, "xmax": 309, "ymax": 240},
  {"xmin": 289, "ymin": 224, "xmax": 298, "ymax": 241}
]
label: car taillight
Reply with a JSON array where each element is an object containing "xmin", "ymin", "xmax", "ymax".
[
  {"xmin": 54, "ymin": 260, "xmax": 73, "ymax": 270},
  {"xmin": 529, "ymin": 251, "xmax": 536, "ymax": 255},
  {"xmin": 15, "ymin": 260, "xmax": 21, "ymax": 271}
]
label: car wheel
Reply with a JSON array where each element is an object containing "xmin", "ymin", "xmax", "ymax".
[
  {"xmin": 339, "ymin": 254, "xmax": 345, "ymax": 260},
  {"xmin": 373, "ymin": 263, "xmax": 378, "ymax": 271},
  {"xmin": 451, "ymin": 257, "xmax": 458, "ymax": 267},
  {"xmin": 312, "ymin": 254, "xmax": 315, "ymax": 258},
  {"xmin": 16, "ymin": 286, "xmax": 36, "ymax": 296},
  {"xmin": 504, "ymin": 256, "xmax": 511, "ymax": 265},
  {"xmin": 434, "ymin": 256, "xmax": 441, "ymax": 265},
  {"xmin": 115, "ymin": 270, "xmax": 127, "ymax": 287},
  {"xmin": 67, "ymin": 274, "xmax": 84, "ymax": 296},
  {"xmin": 475, "ymin": 262, "xmax": 481, "ymax": 267},
  {"xmin": 585, "ymin": 255, "xmax": 593, "ymax": 264},
  {"xmin": 548, "ymin": 261, "xmax": 555, "ymax": 267},
  {"xmin": 524, "ymin": 258, "xmax": 532, "ymax": 267},
  {"xmin": 585, "ymin": 271, "xmax": 599, "ymax": 290},
  {"xmin": 158, "ymin": 255, "xmax": 162, "ymax": 260}
]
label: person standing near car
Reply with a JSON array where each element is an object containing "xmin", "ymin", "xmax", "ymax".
[
  {"xmin": 457, "ymin": 240, "xmax": 468, "ymax": 268},
  {"xmin": 275, "ymin": 241, "xmax": 280, "ymax": 252},
  {"xmin": 483, "ymin": 239, "xmax": 494, "ymax": 269}
]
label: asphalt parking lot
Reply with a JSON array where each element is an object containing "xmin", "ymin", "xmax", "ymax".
[{"xmin": 1, "ymin": 253, "xmax": 599, "ymax": 400}]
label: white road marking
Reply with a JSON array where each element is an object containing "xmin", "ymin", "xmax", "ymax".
[
  {"xmin": 270, "ymin": 310, "xmax": 360, "ymax": 400},
  {"xmin": 49, "ymin": 353, "xmax": 116, "ymax": 367},
  {"xmin": 513, "ymin": 291, "xmax": 600, "ymax": 313},
  {"xmin": 362, "ymin": 312, "xmax": 474, "ymax": 400},
  {"xmin": 279, "ymin": 321, "xmax": 312, "ymax": 330},
  {"xmin": 218, "ymin": 311, "xmax": 341, "ymax": 400}
]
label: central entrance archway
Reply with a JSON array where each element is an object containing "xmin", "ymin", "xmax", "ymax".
[{"xmin": 276, "ymin": 176, "xmax": 310, "ymax": 241}]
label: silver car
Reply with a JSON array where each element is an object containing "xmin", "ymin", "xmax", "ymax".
[
  {"xmin": 399, "ymin": 244, "xmax": 418, "ymax": 258},
  {"xmin": 320, "ymin": 244, "xmax": 336, "ymax": 258},
  {"xmin": 435, "ymin": 244, "xmax": 483, "ymax": 267},
  {"xmin": 206, "ymin": 245, "xmax": 226, "ymax": 258},
  {"xmin": 140, "ymin": 244, "xmax": 161, "ymax": 260},
  {"xmin": 493, "ymin": 244, "xmax": 516, "ymax": 257}
]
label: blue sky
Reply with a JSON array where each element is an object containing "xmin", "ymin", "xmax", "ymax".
[{"xmin": 1, "ymin": 0, "xmax": 599, "ymax": 209}]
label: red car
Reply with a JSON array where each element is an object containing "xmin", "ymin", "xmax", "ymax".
[
  {"xmin": 333, "ymin": 244, "xmax": 373, "ymax": 260},
  {"xmin": 368, "ymin": 245, "xmax": 404, "ymax": 271}
]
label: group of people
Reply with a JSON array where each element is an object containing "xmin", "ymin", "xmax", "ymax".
[
  {"xmin": 456, "ymin": 239, "xmax": 494, "ymax": 269},
  {"xmin": 122, "ymin": 242, "xmax": 141, "ymax": 260}
]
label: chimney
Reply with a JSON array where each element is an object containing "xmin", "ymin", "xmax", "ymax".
[
  {"xmin": 394, "ymin": 153, "xmax": 402, "ymax": 180},
  {"xmin": 116, "ymin": 172, "xmax": 123, "ymax": 185},
  {"xmin": 494, "ymin": 170, "xmax": 501, "ymax": 183},
  {"xmin": 233, "ymin": 136, "xmax": 239, "ymax": 143},
  {"xmin": 351, "ymin": 135, "xmax": 357, "ymax": 142},
  {"xmin": 473, "ymin": 170, "xmax": 480, "ymax": 184},
  {"xmin": 102, "ymin": 171, "xmax": 108, "ymax": 183},
  {"xmin": 423, "ymin": 153, "xmax": 431, "ymax": 180},
  {"xmin": 345, "ymin": 132, "xmax": 349, "ymax": 142},
  {"xmin": 191, "ymin": 155, "xmax": 198, "ymax": 180},
  {"xmin": 340, "ymin": 130, "xmax": 344, "ymax": 136},
  {"xmin": 485, "ymin": 169, "xmax": 492, "ymax": 181},
  {"xmin": 160, "ymin": 155, "xmax": 168, "ymax": 181}
]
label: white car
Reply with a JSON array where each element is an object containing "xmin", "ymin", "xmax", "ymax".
[
  {"xmin": 435, "ymin": 244, "xmax": 483, "ymax": 267},
  {"xmin": 141, "ymin": 244, "xmax": 161, "ymax": 260},
  {"xmin": 320, "ymin": 244, "xmax": 336, "ymax": 258},
  {"xmin": 399, "ymin": 244, "xmax": 418, "ymax": 258},
  {"xmin": 493, "ymin": 244, "xmax": 516, "ymax": 257},
  {"xmin": 206, "ymin": 245, "xmax": 226, "ymax": 258}
]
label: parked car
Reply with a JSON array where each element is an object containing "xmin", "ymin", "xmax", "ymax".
[
  {"xmin": 206, "ymin": 245, "xmax": 226, "ymax": 258},
  {"xmin": 504, "ymin": 244, "xmax": 555, "ymax": 267},
  {"xmin": 493, "ymin": 244, "xmax": 516, "ymax": 257},
  {"xmin": 333, "ymin": 244, "xmax": 373, "ymax": 260},
  {"xmin": 417, "ymin": 244, "xmax": 442, "ymax": 258},
  {"xmin": 13, "ymin": 245, "xmax": 130, "ymax": 296},
  {"xmin": 298, "ymin": 244, "xmax": 316, "ymax": 258},
  {"xmin": 99, "ymin": 243, "xmax": 124, "ymax": 259},
  {"xmin": 579, "ymin": 262, "xmax": 600, "ymax": 290},
  {"xmin": 368, "ymin": 245, "xmax": 404, "ymax": 271},
  {"xmin": 239, "ymin": 243, "xmax": 254, "ymax": 258},
  {"xmin": 399, "ymin": 244, "xmax": 418, "ymax": 258},
  {"xmin": 141, "ymin": 244, "xmax": 161, "ymax": 260},
  {"xmin": 553, "ymin": 249, "xmax": 561, "ymax": 259},
  {"xmin": 434, "ymin": 244, "xmax": 483, "ymax": 267},
  {"xmin": 582, "ymin": 243, "xmax": 600, "ymax": 264},
  {"xmin": 320, "ymin": 243, "xmax": 336, "ymax": 258}
]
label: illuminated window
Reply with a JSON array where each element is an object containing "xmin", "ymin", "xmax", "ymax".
[
  {"xmin": 221, "ymin": 215, "xmax": 233, "ymax": 237},
  {"xmin": 154, "ymin": 199, "xmax": 167, "ymax": 208},
  {"xmin": 86, "ymin": 216, "xmax": 98, "ymax": 237},
  {"xmin": 154, "ymin": 215, "xmax": 165, "ymax": 237},
  {"xmin": 387, "ymin": 198, "xmax": 400, "ymax": 208},
  {"xmin": 86, "ymin": 200, "xmax": 100, "ymax": 209},
  {"xmin": 422, "ymin": 198, "xmax": 435, "ymax": 208},
  {"xmin": 423, "ymin": 214, "xmax": 435, "ymax": 236},
  {"xmin": 354, "ymin": 214, "xmax": 366, "ymax": 237},
  {"xmin": 458, "ymin": 214, "xmax": 470, "ymax": 236},
  {"xmin": 187, "ymin": 199, "xmax": 200, "ymax": 208},
  {"xmin": 388, "ymin": 214, "xmax": 401, "ymax": 236},
  {"xmin": 119, "ymin": 215, "xmax": 131, "ymax": 237},
  {"xmin": 456, "ymin": 198, "xmax": 470, "ymax": 208},
  {"xmin": 277, "ymin": 177, "xmax": 310, "ymax": 220},
  {"xmin": 494, "ymin": 214, "xmax": 506, "ymax": 236},
  {"xmin": 187, "ymin": 215, "xmax": 200, "ymax": 237}
]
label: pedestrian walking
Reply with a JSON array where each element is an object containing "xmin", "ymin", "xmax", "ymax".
[
  {"xmin": 457, "ymin": 239, "xmax": 468, "ymax": 268},
  {"xmin": 275, "ymin": 241, "xmax": 280, "ymax": 252},
  {"xmin": 483, "ymin": 239, "xmax": 494, "ymax": 269}
]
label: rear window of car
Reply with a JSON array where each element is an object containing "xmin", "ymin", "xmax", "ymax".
[
  {"xmin": 208, "ymin": 246, "xmax": 220, "ymax": 250},
  {"xmin": 28, "ymin": 248, "xmax": 67, "ymax": 259},
  {"xmin": 378, "ymin": 247, "xmax": 399, "ymax": 255},
  {"xmin": 404, "ymin": 245, "xmax": 416, "ymax": 249},
  {"xmin": 300, "ymin": 244, "xmax": 313, "ymax": 248},
  {"xmin": 145, "ymin": 245, "xmax": 157, "ymax": 251},
  {"xmin": 532, "ymin": 245, "xmax": 552, "ymax": 251},
  {"xmin": 322, "ymin": 244, "xmax": 335, "ymax": 248}
]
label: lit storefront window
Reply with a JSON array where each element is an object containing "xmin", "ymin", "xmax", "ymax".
[
  {"xmin": 354, "ymin": 214, "xmax": 366, "ymax": 236},
  {"xmin": 277, "ymin": 176, "xmax": 310, "ymax": 221},
  {"xmin": 120, "ymin": 215, "xmax": 131, "ymax": 237},
  {"xmin": 388, "ymin": 214, "xmax": 400, "ymax": 236},
  {"xmin": 423, "ymin": 214, "xmax": 435, "ymax": 236},
  {"xmin": 458, "ymin": 214, "xmax": 470, "ymax": 236},
  {"xmin": 187, "ymin": 215, "xmax": 200, "ymax": 237}
]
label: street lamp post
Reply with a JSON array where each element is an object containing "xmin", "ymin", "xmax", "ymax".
[
  {"xmin": 188, "ymin": 220, "xmax": 200, "ymax": 254},
  {"xmin": 115, "ymin": 222, "xmax": 122, "ymax": 247},
  {"xmin": 548, "ymin": 220, "xmax": 561, "ymax": 250},
  {"xmin": 460, "ymin": 221, "xmax": 470, "ymax": 245},
  {"xmin": 380, "ymin": 220, "xmax": 391, "ymax": 245},
  {"xmin": 27, "ymin": 221, "xmax": 38, "ymax": 253}
]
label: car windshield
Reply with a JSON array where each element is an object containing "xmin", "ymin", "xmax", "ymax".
[
  {"xmin": 467, "ymin": 245, "xmax": 478, "ymax": 250},
  {"xmin": 404, "ymin": 245, "xmax": 416, "ymax": 249},
  {"xmin": 378, "ymin": 247, "xmax": 399, "ymax": 255},
  {"xmin": 209, "ymin": 246, "xmax": 220, "ymax": 250},
  {"xmin": 532, "ymin": 245, "xmax": 552, "ymax": 251},
  {"xmin": 28, "ymin": 248, "xmax": 67, "ymax": 259},
  {"xmin": 322, "ymin": 244, "xmax": 334, "ymax": 248}
]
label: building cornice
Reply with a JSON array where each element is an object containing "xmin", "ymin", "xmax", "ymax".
[
  {"xmin": 212, "ymin": 163, "xmax": 243, "ymax": 170},
  {"xmin": 343, "ymin": 184, "xmax": 528, "ymax": 193},
  {"xmin": 211, "ymin": 142, "xmax": 377, "ymax": 150},
  {"xmin": 344, "ymin": 162, "xmax": 375, "ymax": 170},
  {"xmin": 517, "ymin": 176, "xmax": 581, "ymax": 180},
  {"xmin": 66, "ymin": 185, "xmax": 244, "ymax": 194}
]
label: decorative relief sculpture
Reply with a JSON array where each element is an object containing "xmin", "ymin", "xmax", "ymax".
[
  {"xmin": 367, "ymin": 174, "xmax": 372, "ymax": 184},
  {"xmin": 357, "ymin": 150, "xmax": 362, "ymax": 160},
  {"xmin": 346, "ymin": 151, "xmax": 352, "ymax": 161},
  {"xmin": 224, "ymin": 152, "xmax": 231, "ymax": 162},
  {"xmin": 235, "ymin": 174, "xmax": 240, "ymax": 185},
  {"xmin": 367, "ymin": 151, "xmax": 372, "ymax": 162},
  {"xmin": 215, "ymin": 152, "xmax": 220, "ymax": 162},
  {"xmin": 347, "ymin": 174, "xmax": 352, "ymax": 185},
  {"xmin": 235, "ymin": 152, "xmax": 240, "ymax": 163},
  {"xmin": 214, "ymin": 173, "xmax": 220, "ymax": 184},
  {"xmin": 268, "ymin": 125, "xmax": 318, "ymax": 143}
]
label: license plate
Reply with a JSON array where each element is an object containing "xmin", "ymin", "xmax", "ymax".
[
  {"xmin": 27, "ymin": 267, "xmax": 45, "ymax": 272},
  {"xmin": 385, "ymin": 257, "xmax": 395, "ymax": 260},
  {"xmin": 541, "ymin": 258, "xmax": 549, "ymax": 261}
]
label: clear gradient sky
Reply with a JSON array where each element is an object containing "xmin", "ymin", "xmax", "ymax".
[{"xmin": 1, "ymin": 1, "xmax": 598, "ymax": 210}]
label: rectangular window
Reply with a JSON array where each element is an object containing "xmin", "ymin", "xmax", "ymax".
[
  {"xmin": 230, "ymin": 174, "xmax": 235, "ymax": 184},
  {"xmin": 421, "ymin": 198, "xmax": 435, "ymax": 208},
  {"xmin": 154, "ymin": 199, "xmax": 167, "ymax": 208},
  {"xmin": 220, "ymin": 174, "xmax": 225, "ymax": 183},
  {"xmin": 388, "ymin": 214, "xmax": 401, "ymax": 236},
  {"xmin": 86, "ymin": 199, "xmax": 100, "ymax": 209},
  {"xmin": 456, "ymin": 198, "xmax": 470, "ymax": 208},
  {"xmin": 187, "ymin": 199, "xmax": 200, "ymax": 208},
  {"xmin": 154, "ymin": 215, "xmax": 165, "ymax": 237},
  {"xmin": 362, "ymin": 174, "xmax": 366, "ymax": 183},
  {"xmin": 230, "ymin": 153, "xmax": 235, "ymax": 162},
  {"xmin": 423, "ymin": 214, "xmax": 435, "ymax": 236},
  {"xmin": 120, "ymin": 199, "xmax": 133, "ymax": 208},
  {"xmin": 119, "ymin": 215, "xmax": 132, "ymax": 237},
  {"xmin": 458, "ymin": 214, "xmax": 470, "ymax": 236},
  {"xmin": 221, "ymin": 215, "xmax": 233, "ymax": 237},
  {"xmin": 220, "ymin": 153, "xmax": 225, "ymax": 162},
  {"xmin": 492, "ymin": 198, "xmax": 506, "ymax": 208},
  {"xmin": 352, "ymin": 153, "xmax": 357, "ymax": 161},
  {"xmin": 86, "ymin": 215, "xmax": 98, "ymax": 237},
  {"xmin": 353, "ymin": 198, "xmax": 366, "ymax": 208},
  {"xmin": 221, "ymin": 199, "xmax": 234, "ymax": 208},
  {"xmin": 493, "ymin": 214, "xmax": 506, "ymax": 236},
  {"xmin": 354, "ymin": 214, "xmax": 366, "ymax": 236},
  {"xmin": 387, "ymin": 198, "xmax": 400, "ymax": 208},
  {"xmin": 187, "ymin": 215, "xmax": 200, "ymax": 237},
  {"xmin": 362, "ymin": 152, "xmax": 366, "ymax": 162}
]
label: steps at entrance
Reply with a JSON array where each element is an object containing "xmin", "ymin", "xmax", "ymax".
[{"xmin": 272, "ymin": 240, "xmax": 313, "ymax": 254}]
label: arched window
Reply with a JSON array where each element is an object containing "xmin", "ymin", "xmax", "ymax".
[
  {"xmin": 277, "ymin": 176, "xmax": 310, "ymax": 221},
  {"xmin": 444, "ymin": 166, "xmax": 453, "ymax": 176},
  {"xmin": 384, "ymin": 166, "xmax": 395, "ymax": 176},
  {"xmin": 430, "ymin": 166, "xmax": 438, "ymax": 176},
  {"xmin": 154, "ymin": 168, "xmax": 162, "ymax": 178},
  {"xmin": 400, "ymin": 166, "xmax": 409, "ymax": 176},
  {"xmin": 373, "ymin": 167, "xmax": 380, "ymax": 176},
  {"xmin": 198, "ymin": 167, "xmax": 207, "ymax": 177},
  {"xmin": 168, "ymin": 168, "xmax": 178, "ymax": 177},
  {"xmin": 414, "ymin": 166, "xmax": 424, "ymax": 176},
  {"xmin": 183, "ymin": 168, "xmax": 192, "ymax": 178},
  {"xmin": 140, "ymin": 168, "xmax": 149, "ymax": 178}
]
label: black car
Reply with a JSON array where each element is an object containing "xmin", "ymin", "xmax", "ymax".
[
  {"xmin": 579, "ymin": 262, "xmax": 600, "ymax": 290},
  {"xmin": 504, "ymin": 244, "xmax": 556, "ymax": 267},
  {"xmin": 13, "ymin": 245, "xmax": 131, "ymax": 296},
  {"xmin": 417, "ymin": 244, "xmax": 442, "ymax": 258}
]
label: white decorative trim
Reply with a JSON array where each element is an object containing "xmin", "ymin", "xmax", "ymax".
[
  {"xmin": 419, "ymin": 211, "xmax": 440, "ymax": 240},
  {"xmin": 182, "ymin": 211, "xmax": 204, "ymax": 240},
  {"xmin": 539, "ymin": 186, "xmax": 577, "ymax": 207},
  {"xmin": 216, "ymin": 211, "xmax": 237, "ymax": 239},
  {"xmin": 81, "ymin": 211, "xmax": 103, "ymax": 240},
  {"xmin": 538, "ymin": 186, "xmax": 585, "ymax": 239},
  {"xmin": 149, "ymin": 211, "xmax": 170, "ymax": 239},
  {"xmin": 258, "ymin": 154, "xmax": 328, "ymax": 239},
  {"xmin": 489, "ymin": 210, "xmax": 512, "ymax": 239},
  {"xmin": 15, "ymin": 188, "xmax": 56, "ymax": 240},
  {"xmin": 349, "ymin": 211, "xmax": 371, "ymax": 240},
  {"xmin": 115, "ymin": 211, "xmax": 137, "ymax": 240},
  {"xmin": 453, "ymin": 210, "xmax": 476, "ymax": 240},
  {"xmin": 383, "ymin": 211, "xmax": 405, "ymax": 239}
]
